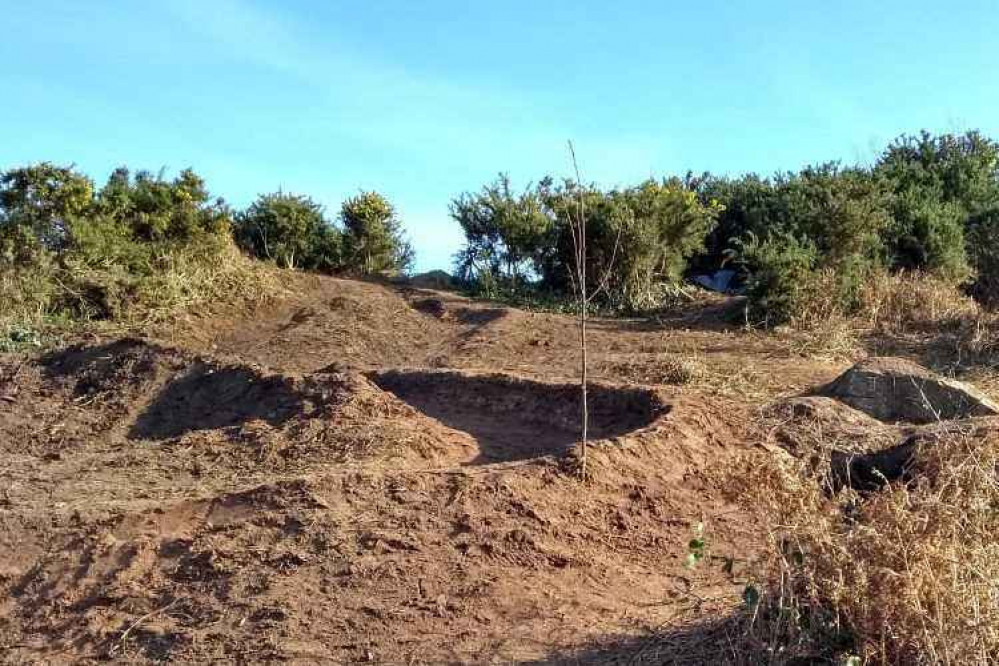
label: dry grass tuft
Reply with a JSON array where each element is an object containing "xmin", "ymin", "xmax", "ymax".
[
  {"xmin": 730, "ymin": 429, "xmax": 999, "ymax": 664},
  {"xmin": 860, "ymin": 271, "xmax": 981, "ymax": 335},
  {"xmin": 656, "ymin": 353, "xmax": 707, "ymax": 385},
  {"xmin": 120, "ymin": 240, "xmax": 283, "ymax": 328},
  {"xmin": 601, "ymin": 352, "xmax": 707, "ymax": 386},
  {"xmin": 780, "ymin": 270, "xmax": 999, "ymax": 370},
  {"xmin": 857, "ymin": 271, "xmax": 999, "ymax": 370},
  {"xmin": 778, "ymin": 317, "xmax": 861, "ymax": 361}
]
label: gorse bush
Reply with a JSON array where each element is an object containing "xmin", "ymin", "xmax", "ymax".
[
  {"xmin": 456, "ymin": 141, "xmax": 998, "ymax": 321},
  {"xmin": 694, "ymin": 132, "xmax": 999, "ymax": 324},
  {"xmin": 736, "ymin": 232, "xmax": 819, "ymax": 327},
  {"xmin": 967, "ymin": 206, "xmax": 999, "ymax": 307},
  {"xmin": 549, "ymin": 177, "xmax": 722, "ymax": 310},
  {"xmin": 0, "ymin": 163, "xmax": 272, "ymax": 332},
  {"xmin": 451, "ymin": 173, "xmax": 549, "ymax": 288},
  {"xmin": 340, "ymin": 191, "xmax": 413, "ymax": 275},
  {"xmin": 875, "ymin": 131, "xmax": 999, "ymax": 281},
  {"xmin": 234, "ymin": 192, "xmax": 341, "ymax": 270},
  {"xmin": 93, "ymin": 167, "xmax": 231, "ymax": 244},
  {"xmin": 0, "ymin": 163, "xmax": 94, "ymax": 263},
  {"xmin": 451, "ymin": 173, "xmax": 720, "ymax": 310},
  {"xmin": 0, "ymin": 158, "xmax": 417, "ymax": 336},
  {"xmin": 234, "ymin": 190, "xmax": 412, "ymax": 276}
]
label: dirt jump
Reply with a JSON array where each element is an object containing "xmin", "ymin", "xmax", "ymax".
[{"xmin": 8, "ymin": 274, "xmax": 983, "ymax": 663}]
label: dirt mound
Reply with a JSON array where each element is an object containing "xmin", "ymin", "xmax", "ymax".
[
  {"xmin": 176, "ymin": 276, "xmax": 452, "ymax": 373},
  {"xmin": 1, "ymin": 331, "xmax": 764, "ymax": 663},
  {"xmin": 762, "ymin": 393, "xmax": 999, "ymax": 493},
  {"xmin": 822, "ymin": 356, "xmax": 999, "ymax": 423},
  {"xmin": 406, "ymin": 269, "xmax": 457, "ymax": 290},
  {"xmin": 0, "ymin": 340, "xmax": 479, "ymax": 515},
  {"xmin": 370, "ymin": 369, "xmax": 667, "ymax": 464},
  {"xmin": 6, "ymin": 274, "xmax": 877, "ymax": 664},
  {"xmin": 129, "ymin": 363, "xmax": 308, "ymax": 440},
  {"xmin": 762, "ymin": 396, "xmax": 901, "ymax": 458},
  {"xmin": 42, "ymin": 337, "xmax": 185, "ymax": 399},
  {"xmin": 2, "ymin": 393, "xmax": 756, "ymax": 664}
]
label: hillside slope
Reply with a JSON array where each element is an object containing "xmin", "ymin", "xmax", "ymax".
[{"xmin": 0, "ymin": 275, "xmax": 850, "ymax": 664}]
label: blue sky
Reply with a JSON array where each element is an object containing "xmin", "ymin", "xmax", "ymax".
[{"xmin": 3, "ymin": 1, "xmax": 998, "ymax": 271}]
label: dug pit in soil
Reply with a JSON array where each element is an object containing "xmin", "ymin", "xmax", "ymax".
[{"xmin": 369, "ymin": 369, "xmax": 667, "ymax": 464}]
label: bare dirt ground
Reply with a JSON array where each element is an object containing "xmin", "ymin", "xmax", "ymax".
[{"xmin": 1, "ymin": 275, "xmax": 877, "ymax": 664}]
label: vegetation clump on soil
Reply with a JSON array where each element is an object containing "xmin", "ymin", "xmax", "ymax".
[
  {"xmin": 720, "ymin": 358, "xmax": 999, "ymax": 665},
  {"xmin": 0, "ymin": 164, "xmax": 411, "ymax": 345},
  {"xmin": 451, "ymin": 131, "xmax": 999, "ymax": 328},
  {"xmin": 0, "ymin": 163, "xmax": 267, "ymax": 342}
]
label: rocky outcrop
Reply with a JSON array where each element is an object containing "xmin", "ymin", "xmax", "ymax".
[{"xmin": 822, "ymin": 357, "xmax": 999, "ymax": 424}]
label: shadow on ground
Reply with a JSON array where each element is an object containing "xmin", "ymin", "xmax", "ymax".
[
  {"xmin": 509, "ymin": 613, "xmax": 760, "ymax": 665},
  {"xmin": 129, "ymin": 363, "xmax": 305, "ymax": 440},
  {"xmin": 369, "ymin": 369, "xmax": 665, "ymax": 464},
  {"xmin": 41, "ymin": 338, "xmax": 166, "ymax": 395}
]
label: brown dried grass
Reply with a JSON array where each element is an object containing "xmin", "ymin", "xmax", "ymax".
[
  {"xmin": 731, "ymin": 429, "xmax": 999, "ymax": 664},
  {"xmin": 783, "ymin": 270, "xmax": 999, "ymax": 369},
  {"xmin": 0, "ymin": 239, "xmax": 283, "ymax": 340}
]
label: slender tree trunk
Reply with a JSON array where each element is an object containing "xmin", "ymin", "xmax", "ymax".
[
  {"xmin": 569, "ymin": 141, "xmax": 589, "ymax": 478},
  {"xmin": 579, "ymin": 235, "xmax": 588, "ymax": 477}
]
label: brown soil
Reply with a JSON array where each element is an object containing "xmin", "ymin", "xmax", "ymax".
[
  {"xmin": 369, "ymin": 369, "xmax": 666, "ymax": 464},
  {"xmin": 1, "ymin": 274, "xmax": 870, "ymax": 664}
]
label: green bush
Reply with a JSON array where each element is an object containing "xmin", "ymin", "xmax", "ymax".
[
  {"xmin": 691, "ymin": 173, "xmax": 774, "ymax": 273},
  {"xmin": 234, "ymin": 192, "xmax": 341, "ymax": 270},
  {"xmin": 452, "ymin": 175, "xmax": 720, "ymax": 311},
  {"xmin": 731, "ymin": 169, "xmax": 888, "ymax": 326},
  {"xmin": 450, "ymin": 173, "xmax": 550, "ymax": 286},
  {"xmin": 340, "ymin": 191, "xmax": 413, "ymax": 275},
  {"xmin": 883, "ymin": 194, "xmax": 968, "ymax": 278},
  {"xmin": 0, "ymin": 163, "xmax": 94, "ymax": 263},
  {"xmin": 736, "ymin": 232, "xmax": 819, "ymax": 326},
  {"xmin": 234, "ymin": 190, "xmax": 412, "ymax": 276},
  {"xmin": 101, "ymin": 168, "xmax": 231, "ymax": 244},
  {"xmin": 0, "ymin": 162, "xmax": 270, "ymax": 332},
  {"xmin": 967, "ymin": 207, "xmax": 999, "ymax": 307},
  {"xmin": 875, "ymin": 131, "xmax": 999, "ymax": 279}
]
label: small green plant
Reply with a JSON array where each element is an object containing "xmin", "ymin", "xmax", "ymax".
[
  {"xmin": 0, "ymin": 325, "xmax": 42, "ymax": 352},
  {"xmin": 742, "ymin": 583, "xmax": 761, "ymax": 609},
  {"xmin": 685, "ymin": 521, "xmax": 707, "ymax": 568}
]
